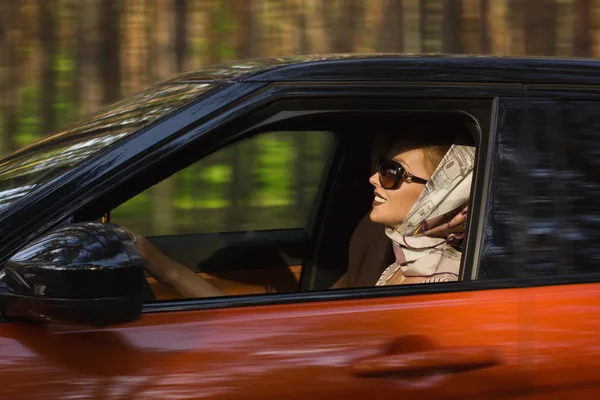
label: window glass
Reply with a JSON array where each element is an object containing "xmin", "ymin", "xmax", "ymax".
[
  {"xmin": 523, "ymin": 99, "xmax": 600, "ymax": 277},
  {"xmin": 111, "ymin": 131, "xmax": 334, "ymax": 235}
]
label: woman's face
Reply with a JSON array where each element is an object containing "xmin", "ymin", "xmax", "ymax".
[{"xmin": 369, "ymin": 145, "xmax": 432, "ymax": 229}]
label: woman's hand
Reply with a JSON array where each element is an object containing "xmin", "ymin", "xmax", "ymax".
[
  {"xmin": 121, "ymin": 227, "xmax": 181, "ymax": 284},
  {"xmin": 119, "ymin": 226, "xmax": 224, "ymax": 298}
]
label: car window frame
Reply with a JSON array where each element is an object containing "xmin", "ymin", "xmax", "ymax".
[
  {"xmin": 88, "ymin": 88, "xmax": 505, "ymax": 309},
  {"xmin": 94, "ymin": 86, "xmax": 503, "ymax": 311},
  {"xmin": 77, "ymin": 101, "xmax": 493, "ymax": 292},
  {"xmin": 2, "ymin": 81, "xmax": 518, "ymax": 312}
]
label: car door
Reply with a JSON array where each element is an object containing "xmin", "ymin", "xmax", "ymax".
[
  {"xmin": 0, "ymin": 85, "xmax": 526, "ymax": 399},
  {"xmin": 522, "ymin": 89, "xmax": 600, "ymax": 398},
  {"xmin": 0, "ymin": 289, "xmax": 522, "ymax": 399}
]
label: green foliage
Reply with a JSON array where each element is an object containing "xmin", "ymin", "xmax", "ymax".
[
  {"xmin": 54, "ymin": 49, "xmax": 78, "ymax": 131},
  {"xmin": 16, "ymin": 86, "xmax": 39, "ymax": 148},
  {"xmin": 111, "ymin": 131, "xmax": 333, "ymax": 236},
  {"xmin": 253, "ymin": 134, "xmax": 294, "ymax": 207}
]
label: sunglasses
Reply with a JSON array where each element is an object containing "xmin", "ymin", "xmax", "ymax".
[{"xmin": 376, "ymin": 158, "xmax": 429, "ymax": 190}]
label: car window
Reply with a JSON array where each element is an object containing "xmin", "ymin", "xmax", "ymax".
[
  {"xmin": 111, "ymin": 131, "xmax": 335, "ymax": 236},
  {"xmin": 523, "ymin": 98, "xmax": 600, "ymax": 278},
  {"xmin": 105, "ymin": 109, "xmax": 487, "ymax": 301}
]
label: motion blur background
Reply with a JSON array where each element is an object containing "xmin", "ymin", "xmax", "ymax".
[{"xmin": 0, "ymin": 0, "xmax": 594, "ymax": 235}]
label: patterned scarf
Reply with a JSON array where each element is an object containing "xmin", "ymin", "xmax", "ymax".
[{"xmin": 376, "ymin": 144, "xmax": 476, "ymax": 286}]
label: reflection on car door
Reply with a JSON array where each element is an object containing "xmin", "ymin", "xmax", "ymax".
[{"xmin": 0, "ymin": 289, "xmax": 524, "ymax": 399}]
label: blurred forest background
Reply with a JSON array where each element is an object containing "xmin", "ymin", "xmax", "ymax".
[{"xmin": 0, "ymin": 0, "xmax": 597, "ymax": 235}]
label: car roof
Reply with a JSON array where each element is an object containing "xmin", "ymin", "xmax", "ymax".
[{"xmin": 165, "ymin": 54, "xmax": 600, "ymax": 86}]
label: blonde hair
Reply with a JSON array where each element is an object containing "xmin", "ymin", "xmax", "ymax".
[
  {"xmin": 383, "ymin": 118, "xmax": 472, "ymax": 175},
  {"xmin": 423, "ymin": 145, "xmax": 451, "ymax": 175}
]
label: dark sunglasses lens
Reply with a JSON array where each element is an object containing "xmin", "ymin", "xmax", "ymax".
[{"xmin": 378, "ymin": 161, "xmax": 398, "ymax": 189}]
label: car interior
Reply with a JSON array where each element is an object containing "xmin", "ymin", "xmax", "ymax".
[{"xmin": 72, "ymin": 103, "xmax": 487, "ymax": 302}]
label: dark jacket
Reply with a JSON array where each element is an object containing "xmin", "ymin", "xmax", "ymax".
[{"xmin": 333, "ymin": 213, "xmax": 394, "ymax": 288}]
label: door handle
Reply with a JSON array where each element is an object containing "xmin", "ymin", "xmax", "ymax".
[{"xmin": 352, "ymin": 346, "xmax": 501, "ymax": 378}]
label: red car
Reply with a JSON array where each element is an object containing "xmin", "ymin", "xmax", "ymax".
[{"xmin": 0, "ymin": 55, "xmax": 596, "ymax": 399}]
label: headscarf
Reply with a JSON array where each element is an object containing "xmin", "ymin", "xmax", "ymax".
[{"xmin": 376, "ymin": 144, "xmax": 476, "ymax": 286}]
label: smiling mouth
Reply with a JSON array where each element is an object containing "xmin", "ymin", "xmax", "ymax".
[{"xmin": 373, "ymin": 192, "xmax": 387, "ymax": 204}]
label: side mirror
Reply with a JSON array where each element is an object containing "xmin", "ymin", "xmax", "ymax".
[{"xmin": 0, "ymin": 222, "xmax": 144, "ymax": 327}]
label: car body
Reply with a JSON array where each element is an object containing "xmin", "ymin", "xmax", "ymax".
[{"xmin": 0, "ymin": 54, "xmax": 599, "ymax": 399}]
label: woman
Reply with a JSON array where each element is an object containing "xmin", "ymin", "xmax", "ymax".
[
  {"xmin": 331, "ymin": 138, "xmax": 475, "ymax": 288},
  {"xmin": 127, "ymin": 137, "xmax": 475, "ymax": 297},
  {"xmin": 369, "ymin": 140, "xmax": 474, "ymax": 285}
]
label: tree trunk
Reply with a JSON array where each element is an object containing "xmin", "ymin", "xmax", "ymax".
[
  {"xmin": 524, "ymin": 0, "xmax": 557, "ymax": 56},
  {"xmin": 508, "ymin": 0, "xmax": 525, "ymax": 55},
  {"xmin": 187, "ymin": 0, "xmax": 203, "ymax": 69},
  {"xmin": 306, "ymin": 0, "xmax": 327, "ymax": 54},
  {"xmin": 460, "ymin": 0, "xmax": 480, "ymax": 53},
  {"xmin": 72, "ymin": 0, "xmax": 82, "ymax": 114},
  {"xmin": 342, "ymin": 0, "xmax": 362, "ymax": 53},
  {"xmin": 174, "ymin": 0, "xmax": 189, "ymax": 72},
  {"xmin": 39, "ymin": 0, "xmax": 57, "ymax": 135},
  {"xmin": 403, "ymin": 0, "xmax": 422, "ymax": 53},
  {"xmin": 573, "ymin": 0, "xmax": 592, "ymax": 57},
  {"xmin": 205, "ymin": 0, "xmax": 221, "ymax": 65},
  {"xmin": 233, "ymin": 0, "xmax": 258, "ymax": 59},
  {"xmin": 420, "ymin": 0, "xmax": 428, "ymax": 52},
  {"xmin": 420, "ymin": 0, "xmax": 444, "ymax": 53},
  {"xmin": 75, "ymin": 0, "xmax": 102, "ymax": 116},
  {"xmin": 0, "ymin": 1, "xmax": 19, "ymax": 154},
  {"xmin": 488, "ymin": 0, "xmax": 508, "ymax": 54},
  {"xmin": 328, "ymin": 0, "xmax": 362, "ymax": 53},
  {"xmin": 320, "ymin": 0, "xmax": 336, "ymax": 52},
  {"xmin": 442, "ymin": 0, "xmax": 463, "ymax": 53},
  {"xmin": 151, "ymin": 0, "xmax": 176, "ymax": 80},
  {"xmin": 294, "ymin": 0, "xmax": 309, "ymax": 54},
  {"xmin": 479, "ymin": 0, "xmax": 490, "ymax": 53},
  {"xmin": 377, "ymin": 0, "xmax": 404, "ymax": 52},
  {"xmin": 122, "ymin": 0, "xmax": 150, "ymax": 96},
  {"xmin": 99, "ymin": 0, "xmax": 121, "ymax": 103},
  {"xmin": 21, "ymin": 1, "xmax": 39, "ymax": 90}
]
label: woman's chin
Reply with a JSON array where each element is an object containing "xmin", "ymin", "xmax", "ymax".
[
  {"xmin": 369, "ymin": 209, "xmax": 387, "ymax": 225},
  {"xmin": 370, "ymin": 209, "xmax": 402, "ymax": 228}
]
